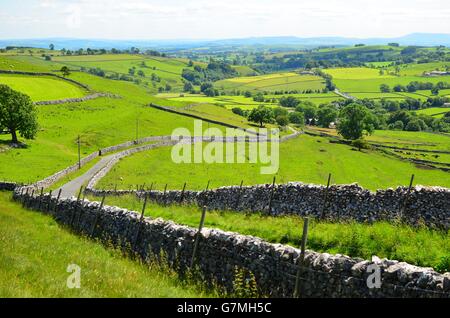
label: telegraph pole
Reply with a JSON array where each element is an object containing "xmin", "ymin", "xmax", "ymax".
[
  {"xmin": 77, "ymin": 135, "xmax": 81, "ymax": 169},
  {"xmin": 135, "ymin": 118, "xmax": 139, "ymax": 144}
]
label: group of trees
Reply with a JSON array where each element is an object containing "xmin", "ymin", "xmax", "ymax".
[
  {"xmin": 231, "ymin": 100, "xmax": 379, "ymax": 142},
  {"xmin": 182, "ymin": 61, "xmax": 238, "ymax": 86},
  {"xmin": 380, "ymin": 81, "xmax": 449, "ymax": 94},
  {"xmin": 255, "ymin": 45, "xmax": 449, "ymax": 74},
  {"xmin": 56, "ymin": 46, "xmax": 167, "ymax": 57},
  {"xmin": 386, "ymin": 110, "xmax": 450, "ymax": 132},
  {"xmin": 0, "ymin": 85, "xmax": 38, "ymax": 144},
  {"xmin": 232, "ymin": 105, "xmax": 305, "ymax": 128}
]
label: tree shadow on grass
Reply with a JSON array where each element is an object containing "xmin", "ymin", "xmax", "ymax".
[{"xmin": 0, "ymin": 139, "xmax": 29, "ymax": 149}]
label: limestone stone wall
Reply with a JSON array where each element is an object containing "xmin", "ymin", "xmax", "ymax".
[
  {"xmin": 87, "ymin": 183, "xmax": 450, "ymax": 230},
  {"xmin": 12, "ymin": 188, "xmax": 450, "ymax": 298}
]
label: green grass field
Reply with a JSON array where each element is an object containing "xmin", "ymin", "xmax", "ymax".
[
  {"xmin": 97, "ymin": 134, "xmax": 450, "ymax": 191},
  {"xmin": 91, "ymin": 195, "xmax": 450, "ymax": 272},
  {"xmin": 415, "ymin": 107, "xmax": 450, "ymax": 118},
  {"xmin": 215, "ymin": 72, "xmax": 325, "ymax": 93},
  {"xmin": 53, "ymin": 54, "xmax": 191, "ymax": 92},
  {"xmin": 388, "ymin": 62, "xmax": 450, "ymax": 76},
  {"xmin": 0, "ymin": 74, "xmax": 87, "ymax": 101},
  {"xmin": 0, "ymin": 56, "xmax": 225, "ymax": 183},
  {"xmin": 0, "ymin": 191, "xmax": 211, "ymax": 297},
  {"xmin": 324, "ymin": 67, "xmax": 450, "ymax": 93},
  {"xmin": 365, "ymin": 130, "xmax": 450, "ymax": 151}
]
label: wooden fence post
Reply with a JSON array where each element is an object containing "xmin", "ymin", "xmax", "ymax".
[
  {"xmin": 180, "ymin": 182, "xmax": 187, "ymax": 204},
  {"xmin": 190, "ymin": 206, "xmax": 207, "ymax": 269},
  {"xmin": 28, "ymin": 189, "xmax": 35, "ymax": 209},
  {"xmin": 320, "ymin": 173, "xmax": 332, "ymax": 219},
  {"xmin": 46, "ymin": 190, "xmax": 53, "ymax": 212},
  {"xmin": 163, "ymin": 183, "xmax": 168, "ymax": 206},
  {"xmin": 54, "ymin": 189, "xmax": 62, "ymax": 213},
  {"xmin": 267, "ymin": 176, "xmax": 276, "ymax": 214},
  {"xmin": 133, "ymin": 194, "xmax": 148, "ymax": 246},
  {"xmin": 90, "ymin": 193, "xmax": 106, "ymax": 237},
  {"xmin": 400, "ymin": 174, "xmax": 415, "ymax": 219},
  {"xmin": 70, "ymin": 186, "xmax": 84, "ymax": 226},
  {"xmin": 37, "ymin": 187, "xmax": 44, "ymax": 210},
  {"xmin": 19, "ymin": 188, "xmax": 24, "ymax": 204},
  {"xmin": 22, "ymin": 188, "xmax": 29, "ymax": 207},
  {"xmin": 294, "ymin": 217, "xmax": 309, "ymax": 298}
]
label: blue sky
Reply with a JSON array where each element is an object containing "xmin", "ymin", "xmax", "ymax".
[{"xmin": 0, "ymin": 0, "xmax": 449, "ymax": 39}]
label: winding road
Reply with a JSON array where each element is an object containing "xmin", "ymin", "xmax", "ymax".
[{"xmin": 55, "ymin": 154, "xmax": 116, "ymax": 198}]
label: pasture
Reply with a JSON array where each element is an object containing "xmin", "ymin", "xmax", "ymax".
[
  {"xmin": 388, "ymin": 62, "xmax": 450, "ymax": 76},
  {"xmin": 0, "ymin": 74, "xmax": 87, "ymax": 101},
  {"xmin": 96, "ymin": 133, "xmax": 450, "ymax": 191},
  {"xmin": 92, "ymin": 195, "xmax": 450, "ymax": 272},
  {"xmin": 324, "ymin": 67, "xmax": 450, "ymax": 93},
  {"xmin": 415, "ymin": 107, "xmax": 450, "ymax": 118},
  {"xmin": 0, "ymin": 192, "xmax": 211, "ymax": 297},
  {"xmin": 53, "ymin": 54, "xmax": 191, "ymax": 91},
  {"xmin": 159, "ymin": 94, "xmax": 277, "ymax": 110},
  {"xmin": 214, "ymin": 72, "xmax": 325, "ymax": 93},
  {"xmin": 0, "ymin": 56, "xmax": 226, "ymax": 183}
]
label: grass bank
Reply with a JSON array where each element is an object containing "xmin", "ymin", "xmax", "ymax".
[
  {"xmin": 87, "ymin": 194, "xmax": 450, "ymax": 273},
  {"xmin": 0, "ymin": 191, "xmax": 213, "ymax": 297}
]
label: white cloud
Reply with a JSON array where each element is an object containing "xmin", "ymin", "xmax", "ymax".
[{"xmin": 0, "ymin": 0, "xmax": 449, "ymax": 39}]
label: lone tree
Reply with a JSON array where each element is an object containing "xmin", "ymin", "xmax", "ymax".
[
  {"xmin": 248, "ymin": 106, "xmax": 273, "ymax": 127},
  {"xmin": 337, "ymin": 103, "xmax": 375, "ymax": 140},
  {"xmin": 0, "ymin": 85, "xmax": 38, "ymax": 144},
  {"xmin": 60, "ymin": 66, "xmax": 71, "ymax": 77},
  {"xmin": 49, "ymin": 43, "xmax": 55, "ymax": 51}
]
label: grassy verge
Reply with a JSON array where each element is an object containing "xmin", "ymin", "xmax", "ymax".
[
  {"xmin": 88, "ymin": 194, "xmax": 450, "ymax": 273},
  {"xmin": 0, "ymin": 191, "xmax": 214, "ymax": 297}
]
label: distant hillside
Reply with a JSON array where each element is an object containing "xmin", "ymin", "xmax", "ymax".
[{"xmin": 1, "ymin": 33, "xmax": 450, "ymax": 51}]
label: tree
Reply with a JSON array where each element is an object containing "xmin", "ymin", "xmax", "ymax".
[
  {"xmin": 253, "ymin": 92, "xmax": 265, "ymax": 102},
  {"xmin": 405, "ymin": 119, "xmax": 424, "ymax": 131},
  {"xmin": 203, "ymin": 87, "xmax": 217, "ymax": 97},
  {"xmin": 232, "ymin": 107, "xmax": 245, "ymax": 116},
  {"xmin": 337, "ymin": 103, "xmax": 374, "ymax": 140},
  {"xmin": 393, "ymin": 84, "xmax": 406, "ymax": 92},
  {"xmin": 296, "ymin": 102, "xmax": 317, "ymax": 123},
  {"xmin": 380, "ymin": 84, "xmax": 390, "ymax": 93},
  {"xmin": 183, "ymin": 81, "xmax": 194, "ymax": 92},
  {"xmin": 276, "ymin": 115, "xmax": 289, "ymax": 127},
  {"xmin": 0, "ymin": 85, "xmax": 38, "ymax": 144},
  {"xmin": 431, "ymin": 87, "xmax": 440, "ymax": 96},
  {"xmin": 60, "ymin": 66, "xmax": 71, "ymax": 77},
  {"xmin": 288, "ymin": 111, "xmax": 305, "ymax": 125},
  {"xmin": 273, "ymin": 107, "xmax": 288, "ymax": 118},
  {"xmin": 247, "ymin": 106, "xmax": 273, "ymax": 127},
  {"xmin": 279, "ymin": 96, "xmax": 300, "ymax": 108},
  {"xmin": 317, "ymin": 105, "xmax": 337, "ymax": 128},
  {"xmin": 49, "ymin": 44, "xmax": 55, "ymax": 51}
]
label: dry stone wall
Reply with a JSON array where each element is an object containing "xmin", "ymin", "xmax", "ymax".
[
  {"xmin": 0, "ymin": 70, "xmax": 90, "ymax": 90},
  {"xmin": 0, "ymin": 181, "xmax": 19, "ymax": 191},
  {"xmin": 12, "ymin": 187, "xmax": 450, "ymax": 298},
  {"xmin": 35, "ymin": 93, "xmax": 120, "ymax": 105},
  {"xmin": 88, "ymin": 183, "xmax": 450, "ymax": 230}
]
